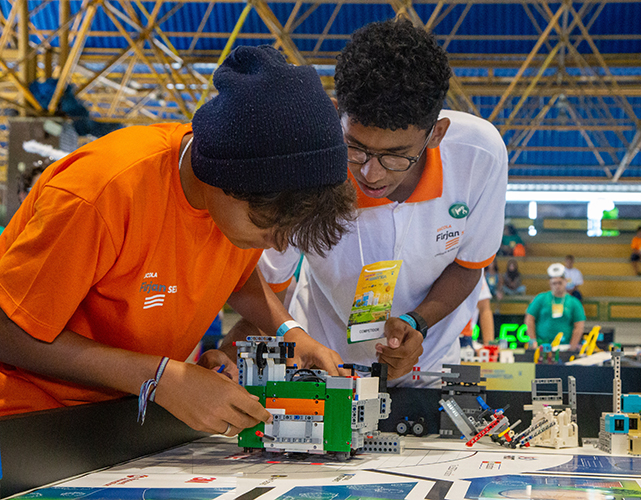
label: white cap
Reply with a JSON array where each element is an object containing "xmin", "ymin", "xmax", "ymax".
[{"xmin": 547, "ymin": 263, "xmax": 566, "ymax": 278}]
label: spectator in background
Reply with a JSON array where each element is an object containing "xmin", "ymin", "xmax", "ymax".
[
  {"xmin": 503, "ymin": 258, "xmax": 526, "ymax": 295},
  {"xmin": 0, "ymin": 160, "xmax": 51, "ymax": 235},
  {"xmin": 631, "ymin": 226, "xmax": 641, "ymax": 276},
  {"xmin": 499, "ymin": 223, "xmax": 524, "ymax": 256},
  {"xmin": 18, "ymin": 159, "xmax": 50, "ymax": 204},
  {"xmin": 524, "ymin": 263, "xmax": 586, "ymax": 349},
  {"xmin": 485, "ymin": 260, "xmax": 503, "ymax": 300},
  {"xmin": 564, "ymin": 254, "xmax": 583, "ymax": 301},
  {"xmin": 477, "ymin": 277, "xmax": 495, "ymax": 346},
  {"xmin": 460, "ymin": 274, "xmax": 494, "ymax": 347}
]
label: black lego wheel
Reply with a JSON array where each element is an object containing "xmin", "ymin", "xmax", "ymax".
[
  {"xmin": 396, "ymin": 420, "xmax": 410, "ymax": 435},
  {"xmin": 412, "ymin": 417, "xmax": 427, "ymax": 437}
]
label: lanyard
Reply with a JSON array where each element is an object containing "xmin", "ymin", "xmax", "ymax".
[
  {"xmin": 356, "ymin": 203, "xmax": 417, "ymax": 267},
  {"xmin": 551, "ymin": 294, "xmax": 567, "ymax": 318},
  {"xmin": 179, "ymin": 137, "xmax": 193, "ymax": 170}
]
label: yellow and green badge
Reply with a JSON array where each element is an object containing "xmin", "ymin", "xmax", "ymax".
[{"xmin": 347, "ymin": 260, "xmax": 402, "ymax": 343}]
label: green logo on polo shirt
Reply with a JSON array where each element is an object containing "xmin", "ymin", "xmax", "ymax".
[{"xmin": 449, "ymin": 203, "xmax": 469, "ymax": 219}]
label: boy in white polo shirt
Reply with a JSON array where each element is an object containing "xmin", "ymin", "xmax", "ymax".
[{"xmin": 222, "ymin": 19, "xmax": 508, "ymax": 386}]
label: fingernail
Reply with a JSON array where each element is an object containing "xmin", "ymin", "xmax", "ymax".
[
  {"xmin": 217, "ymin": 364, "xmax": 226, "ymax": 373},
  {"xmin": 389, "ymin": 338, "xmax": 400, "ymax": 348}
]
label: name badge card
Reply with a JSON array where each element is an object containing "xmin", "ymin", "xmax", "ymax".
[
  {"xmin": 552, "ymin": 302, "xmax": 564, "ymax": 318},
  {"xmin": 347, "ymin": 260, "xmax": 402, "ymax": 343}
]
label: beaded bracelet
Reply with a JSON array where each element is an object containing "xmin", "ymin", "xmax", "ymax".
[{"xmin": 138, "ymin": 356, "xmax": 170, "ymax": 425}]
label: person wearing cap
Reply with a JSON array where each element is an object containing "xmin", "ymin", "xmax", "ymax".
[
  {"xmin": 222, "ymin": 19, "xmax": 508, "ymax": 385},
  {"xmin": 524, "ymin": 263, "xmax": 586, "ymax": 350},
  {"xmin": 0, "ymin": 46, "xmax": 355, "ymax": 435}
]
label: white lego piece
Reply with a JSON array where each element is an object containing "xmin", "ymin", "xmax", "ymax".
[
  {"xmin": 530, "ymin": 408, "xmax": 578, "ymax": 449},
  {"xmin": 355, "ymin": 377, "xmax": 379, "ymax": 401},
  {"xmin": 267, "ymin": 360, "xmax": 286, "ymax": 382},
  {"xmin": 499, "ymin": 350, "xmax": 515, "ymax": 363}
]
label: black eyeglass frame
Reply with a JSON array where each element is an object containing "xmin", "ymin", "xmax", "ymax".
[{"xmin": 345, "ymin": 126, "xmax": 434, "ymax": 172}]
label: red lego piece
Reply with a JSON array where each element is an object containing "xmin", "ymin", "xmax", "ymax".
[{"xmin": 465, "ymin": 413, "xmax": 505, "ymax": 447}]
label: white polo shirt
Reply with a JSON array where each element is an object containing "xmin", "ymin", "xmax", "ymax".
[
  {"xmin": 564, "ymin": 267, "xmax": 584, "ymax": 291},
  {"xmin": 260, "ymin": 110, "xmax": 508, "ymax": 387}
]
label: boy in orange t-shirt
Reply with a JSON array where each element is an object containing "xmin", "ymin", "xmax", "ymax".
[
  {"xmin": 631, "ymin": 226, "xmax": 641, "ymax": 275},
  {"xmin": 0, "ymin": 46, "xmax": 355, "ymax": 436}
]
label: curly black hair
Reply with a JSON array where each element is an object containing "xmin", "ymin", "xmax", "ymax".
[
  {"xmin": 335, "ymin": 18, "xmax": 452, "ymax": 131},
  {"xmin": 17, "ymin": 160, "xmax": 49, "ymax": 196},
  {"xmin": 225, "ymin": 181, "xmax": 356, "ymax": 257}
]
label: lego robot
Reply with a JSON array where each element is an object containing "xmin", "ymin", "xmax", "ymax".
[{"xmin": 235, "ymin": 335, "xmax": 395, "ymax": 461}]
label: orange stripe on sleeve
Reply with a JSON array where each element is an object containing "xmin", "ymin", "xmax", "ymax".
[
  {"xmin": 455, "ymin": 254, "xmax": 495, "ymax": 270},
  {"xmin": 461, "ymin": 319, "xmax": 473, "ymax": 337},
  {"xmin": 268, "ymin": 277, "xmax": 293, "ymax": 294}
]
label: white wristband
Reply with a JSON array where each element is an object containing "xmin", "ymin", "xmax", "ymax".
[{"xmin": 276, "ymin": 320, "xmax": 305, "ymax": 337}]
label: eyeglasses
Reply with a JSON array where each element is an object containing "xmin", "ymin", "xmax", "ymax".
[{"xmin": 346, "ymin": 127, "xmax": 434, "ymax": 172}]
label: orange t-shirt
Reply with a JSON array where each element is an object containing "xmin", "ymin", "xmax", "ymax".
[
  {"xmin": 0, "ymin": 123, "xmax": 262, "ymax": 416},
  {"xmin": 632, "ymin": 236, "xmax": 641, "ymax": 252}
]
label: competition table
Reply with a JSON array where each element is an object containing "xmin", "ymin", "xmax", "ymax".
[{"xmin": 1, "ymin": 364, "xmax": 641, "ymax": 499}]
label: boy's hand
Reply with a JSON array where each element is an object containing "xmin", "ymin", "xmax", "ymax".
[
  {"xmin": 375, "ymin": 317, "xmax": 424, "ymax": 379},
  {"xmin": 283, "ymin": 328, "xmax": 350, "ymax": 377},
  {"xmin": 197, "ymin": 349, "xmax": 238, "ymax": 381},
  {"xmin": 154, "ymin": 360, "xmax": 272, "ymax": 436}
]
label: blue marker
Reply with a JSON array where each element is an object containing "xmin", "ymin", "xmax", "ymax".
[{"xmin": 217, "ymin": 364, "xmax": 226, "ymax": 373}]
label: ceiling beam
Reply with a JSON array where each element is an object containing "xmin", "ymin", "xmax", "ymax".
[
  {"xmin": 612, "ymin": 129, "xmax": 641, "ymax": 182},
  {"xmin": 0, "ymin": 0, "xmax": 639, "ymax": 183}
]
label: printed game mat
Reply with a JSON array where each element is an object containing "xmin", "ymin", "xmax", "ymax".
[{"xmin": 11, "ymin": 436, "xmax": 641, "ymax": 500}]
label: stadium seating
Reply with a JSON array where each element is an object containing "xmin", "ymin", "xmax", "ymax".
[{"xmin": 493, "ymin": 225, "xmax": 640, "ymax": 322}]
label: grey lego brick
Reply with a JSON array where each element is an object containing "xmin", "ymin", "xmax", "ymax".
[{"xmin": 326, "ymin": 377, "xmax": 355, "ymax": 390}]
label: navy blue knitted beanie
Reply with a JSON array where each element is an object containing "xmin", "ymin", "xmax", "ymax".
[{"xmin": 191, "ymin": 45, "xmax": 347, "ymax": 193}]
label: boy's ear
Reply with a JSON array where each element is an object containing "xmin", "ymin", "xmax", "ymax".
[
  {"xmin": 427, "ymin": 117, "xmax": 451, "ymax": 149},
  {"xmin": 331, "ymin": 97, "xmax": 339, "ymax": 112}
]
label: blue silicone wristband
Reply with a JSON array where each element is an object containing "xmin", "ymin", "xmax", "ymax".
[
  {"xmin": 276, "ymin": 320, "xmax": 305, "ymax": 337},
  {"xmin": 398, "ymin": 314, "xmax": 418, "ymax": 330}
]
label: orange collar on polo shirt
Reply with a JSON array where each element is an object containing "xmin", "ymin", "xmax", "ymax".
[{"xmin": 350, "ymin": 146, "xmax": 443, "ymax": 208}]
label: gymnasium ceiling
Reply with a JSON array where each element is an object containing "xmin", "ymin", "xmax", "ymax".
[{"xmin": 0, "ymin": 0, "xmax": 640, "ymax": 183}]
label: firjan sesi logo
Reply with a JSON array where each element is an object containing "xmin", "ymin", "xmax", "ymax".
[
  {"xmin": 449, "ymin": 203, "xmax": 469, "ymax": 219},
  {"xmin": 139, "ymin": 272, "xmax": 177, "ymax": 310}
]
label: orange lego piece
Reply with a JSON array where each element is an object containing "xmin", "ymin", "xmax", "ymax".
[{"xmin": 265, "ymin": 397, "xmax": 325, "ymax": 415}]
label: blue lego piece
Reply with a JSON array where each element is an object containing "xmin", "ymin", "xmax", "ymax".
[
  {"xmin": 605, "ymin": 413, "xmax": 629, "ymax": 434},
  {"xmin": 477, "ymin": 396, "xmax": 490, "ymax": 411},
  {"xmin": 622, "ymin": 394, "xmax": 641, "ymax": 414}
]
